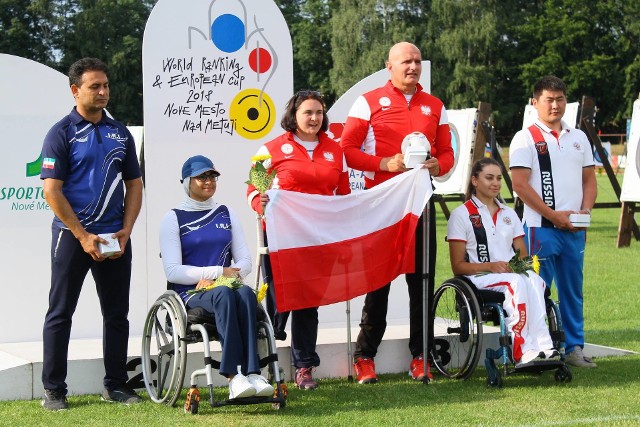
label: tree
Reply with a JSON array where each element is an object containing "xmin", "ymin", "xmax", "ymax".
[
  {"xmin": 513, "ymin": 0, "xmax": 639, "ymax": 132},
  {"xmin": 428, "ymin": 0, "xmax": 500, "ymax": 108},
  {"xmin": 55, "ymin": 0, "xmax": 157, "ymax": 125},
  {"xmin": 0, "ymin": 0, "xmax": 57, "ymax": 65},
  {"xmin": 330, "ymin": 0, "xmax": 427, "ymax": 97},
  {"xmin": 289, "ymin": 0, "xmax": 337, "ymax": 103}
]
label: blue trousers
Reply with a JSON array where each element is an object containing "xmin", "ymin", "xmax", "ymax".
[
  {"xmin": 524, "ymin": 225, "xmax": 587, "ymax": 353},
  {"xmin": 42, "ymin": 225, "xmax": 132, "ymax": 392},
  {"xmin": 187, "ymin": 285, "xmax": 260, "ymax": 377}
]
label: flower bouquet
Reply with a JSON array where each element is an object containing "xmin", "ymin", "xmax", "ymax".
[
  {"xmin": 507, "ymin": 249, "xmax": 540, "ymax": 276},
  {"xmin": 246, "ymin": 154, "xmax": 276, "ymax": 194},
  {"xmin": 476, "ymin": 249, "xmax": 540, "ymax": 277},
  {"xmin": 187, "ymin": 276, "xmax": 269, "ymax": 303},
  {"xmin": 186, "ymin": 275, "xmax": 242, "ymax": 294}
]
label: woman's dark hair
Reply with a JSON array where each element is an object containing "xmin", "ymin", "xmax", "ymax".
[
  {"xmin": 68, "ymin": 58, "xmax": 109, "ymax": 87},
  {"xmin": 465, "ymin": 157, "xmax": 501, "ymax": 200},
  {"xmin": 280, "ymin": 90, "xmax": 329, "ymax": 133}
]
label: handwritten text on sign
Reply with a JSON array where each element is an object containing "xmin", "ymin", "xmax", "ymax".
[{"xmin": 152, "ymin": 56, "xmax": 246, "ymax": 135}]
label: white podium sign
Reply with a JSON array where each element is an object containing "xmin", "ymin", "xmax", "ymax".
[
  {"xmin": 621, "ymin": 100, "xmax": 640, "ymax": 202},
  {"xmin": 142, "ymin": 0, "xmax": 293, "ymax": 302}
]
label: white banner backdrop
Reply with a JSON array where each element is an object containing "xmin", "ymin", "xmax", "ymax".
[
  {"xmin": 142, "ymin": 0, "xmax": 293, "ymax": 306},
  {"xmin": 432, "ymin": 108, "xmax": 477, "ymax": 195},
  {"xmin": 621, "ymin": 99, "xmax": 640, "ymax": 202},
  {"xmin": 0, "ymin": 55, "xmax": 148, "ymax": 343}
]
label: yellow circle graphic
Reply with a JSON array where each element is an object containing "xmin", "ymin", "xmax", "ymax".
[{"xmin": 229, "ymin": 89, "xmax": 276, "ymax": 140}]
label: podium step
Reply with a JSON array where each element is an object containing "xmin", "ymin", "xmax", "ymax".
[{"xmin": 0, "ymin": 323, "xmax": 633, "ymax": 401}]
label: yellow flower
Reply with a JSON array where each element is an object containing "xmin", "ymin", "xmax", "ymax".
[
  {"xmin": 186, "ymin": 275, "xmax": 243, "ymax": 294},
  {"xmin": 256, "ymin": 283, "xmax": 268, "ymax": 303},
  {"xmin": 532, "ymin": 255, "xmax": 540, "ymax": 274},
  {"xmin": 251, "ymin": 154, "xmax": 272, "ymax": 162}
]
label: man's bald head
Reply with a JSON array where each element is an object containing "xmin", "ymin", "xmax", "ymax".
[{"xmin": 386, "ymin": 42, "xmax": 422, "ymax": 94}]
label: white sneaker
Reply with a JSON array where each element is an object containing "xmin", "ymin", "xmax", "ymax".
[
  {"xmin": 228, "ymin": 373, "xmax": 256, "ymax": 399},
  {"xmin": 518, "ymin": 349, "xmax": 544, "ymax": 366},
  {"xmin": 248, "ymin": 374, "xmax": 274, "ymax": 397}
]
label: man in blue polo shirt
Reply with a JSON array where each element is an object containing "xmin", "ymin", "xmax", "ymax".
[{"xmin": 40, "ymin": 58, "xmax": 144, "ymax": 410}]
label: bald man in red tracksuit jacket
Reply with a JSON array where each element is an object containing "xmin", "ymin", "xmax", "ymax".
[{"xmin": 340, "ymin": 42, "xmax": 453, "ymax": 384}]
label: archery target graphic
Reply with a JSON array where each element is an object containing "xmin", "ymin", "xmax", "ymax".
[
  {"xmin": 229, "ymin": 88, "xmax": 276, "ymax": 139},
  {"xmin": 211, "ymin": 14, "xmax": 245, "ymax": 53},
  {"xmin": 434, "ymin": 123, "xmax": 461, "ymax": 183},
  {"xmin": 249, "ymin": 47, "xmax": 272, "ymax": 74}
]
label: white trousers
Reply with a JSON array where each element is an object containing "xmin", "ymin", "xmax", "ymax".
[{"xmin": 467, "ymin": 272, "xmax": 554, "ymax": 362}]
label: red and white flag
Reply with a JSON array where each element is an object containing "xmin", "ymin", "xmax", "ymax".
[{"xmin": 264, "ymin": 168, "xmax": 433, "ymax": 312}]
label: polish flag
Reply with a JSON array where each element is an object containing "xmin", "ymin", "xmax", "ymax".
[{"xmin": 264, "ymin": 167, "xmax": 433, "ymax": 312}]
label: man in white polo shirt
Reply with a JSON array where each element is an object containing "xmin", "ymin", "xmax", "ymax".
[{"xmin": 509, "ymin": 75, "xmax": 597, "ymax": 368}]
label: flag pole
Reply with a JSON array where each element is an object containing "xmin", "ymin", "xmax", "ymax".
[
  {"xmin": 422, "ymin": 197, "xmax": 432, "ymax": 384},
  {"xmin": 343, "ymin": 256, "xmax": 353, "ymax": 382},
  {"xmin": 346, "ymin": 300, "xmax": 353, "ymax": 382}
]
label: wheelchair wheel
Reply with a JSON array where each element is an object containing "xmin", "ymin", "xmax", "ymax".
[
  {"xmin": 431, "ymin": 278, "xmax": 483, "ymax": 380},
  {"xmin": 141, "ymin": 291, "xmax": 188, "ymax": 406}
]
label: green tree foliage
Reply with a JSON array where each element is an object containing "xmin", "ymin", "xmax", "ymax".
[
  {"xmin": 2, "ymin": 0, "xmax": 640, "ymax": 135},
  {"xmin": 428, "ymin": 0, "xmax": 499, "ymax": 108},
  {"xmin": 56, "ymin": 0, "xmax": 157, "ymax": 125},
  {"xmin": 513, "ymin": 0, "xmax": 640, "ymax": 132},
  {"xmin": 0, "ymin": 0, "xmax": 56, "ymax": 65},
  {"xmin": 330, "ymin": 0, "xmax": 427, "ymax": 97},
  {"xmin": 290, "ymin": 0, "xmax": 337, "ymax": 104}
]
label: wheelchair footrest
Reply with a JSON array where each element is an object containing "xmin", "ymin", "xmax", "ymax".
[
  {"xmin": 513, "ymin": 359, "xmax": 566, "ymax": 373},
  {"xmin": 209, "ymin": 395, "xmax": 286, "ymax": 408}
]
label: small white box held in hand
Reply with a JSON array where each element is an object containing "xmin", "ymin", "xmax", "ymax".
[
  {"xmin": 401, "ymin": 132, "xmax": 431, "ymax": 169},
  {"xmin": 569, "ymin": 213, "xmax": 590, "ymax": 228},
  {"xmin": 98, "ymin": 233, "xmax": 121, "ymax": 257}
]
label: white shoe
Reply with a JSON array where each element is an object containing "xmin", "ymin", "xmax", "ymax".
[
  {"xmin": 248, "ymin": 374, "xmax": 274, "ymax": 397},
  {"xmin": 518, "ymin": 349, "xmax": 544, "ymax": 366},
  {"xmin": 228, "ymin": 373, "xmax": 256, "ymax": 399}
]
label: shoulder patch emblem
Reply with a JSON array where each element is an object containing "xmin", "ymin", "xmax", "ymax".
[
  {"xmin": 469, "ymin": 213, "xmax": 483, "ymax": 228},
  {"xmin": 535, "ymin": 140, "xmax": 548, "ymax": 155}
]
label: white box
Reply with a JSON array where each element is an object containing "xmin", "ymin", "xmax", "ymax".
[
  {"xmin": 569, "ymin": 213, "xmax": 590, "ymax": 228},
  {"xmin": 98, "ymin": 233, "xmax": 121, "ymax": 256},
  {"xmin": 404, "ymin": 148, "xmax": 429, "ymax": 169}
]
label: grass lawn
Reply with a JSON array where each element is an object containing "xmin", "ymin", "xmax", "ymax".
[{"xmin": 2, "ymin": 175, "xmax": 639, "ymax": 426}]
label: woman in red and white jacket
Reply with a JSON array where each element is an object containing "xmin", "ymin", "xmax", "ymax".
[{"xmin": 246, "ymin": 90, "xmax": 350, "ymax": 390}]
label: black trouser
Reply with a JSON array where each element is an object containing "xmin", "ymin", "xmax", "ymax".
[
  {"xmin": 42, "ymin": 226, "xmax": 132, "ymax": 392},
  {"xmin": 354, "ymin": 199, "xmax": 436, "ymax": 360}
]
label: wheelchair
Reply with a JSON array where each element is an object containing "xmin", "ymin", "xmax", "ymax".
[
  {"xmin": 431, "ymin": 276, "xmax": 572, "ymax": 387},
  {"xmin": 141, "ymin": 289, "xmax": 287, "ymax": 414}
]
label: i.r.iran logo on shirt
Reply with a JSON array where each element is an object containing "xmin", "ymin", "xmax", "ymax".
[{"xmin": 43, "ymin": 157, "xmax": 56, "ymax": 170}]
